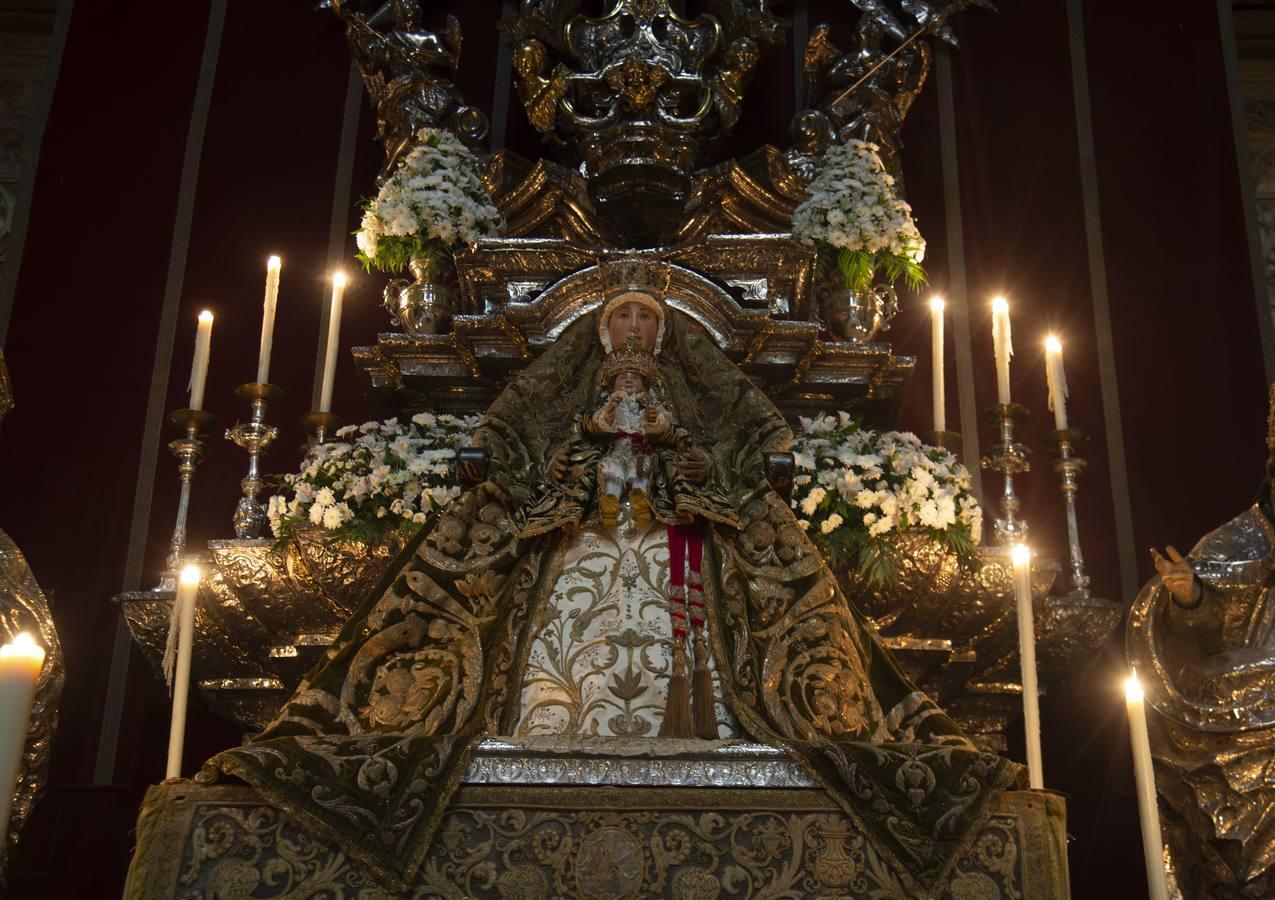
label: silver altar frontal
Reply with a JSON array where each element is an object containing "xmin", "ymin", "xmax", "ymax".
[{"xmin": 124, "ymin": 737, "xmax": 1068, "ymax": 899}]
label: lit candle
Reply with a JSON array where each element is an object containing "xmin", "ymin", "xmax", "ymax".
[
  {"xmin": 991, "ymin": 296, "xmax": 1013, "ymax": 405},
  {"xmin": 257, "ymin": 255, "xmax": 282, "ymax": 384},
  {"xmin": 0, "ymin": 633, "xmax": 43, "ymax": 836},
  {"xmin": 188, "ymin": 311, "xmax": 214, "ymax": 411},
  {"xmin": 1125, "ymin": 670, "xmax": 1170, "ymax": 900},
  {"xmin": 1044, "ymin": 335, "xmax": 1069, "ymax": 431},
  {"xmin": 318, "ymin": 272, "xmax": 346, "ymax": 414},
  {"xmin": 930, "ymin": 297, "xmax": 946, "ymax": 433},
  {"xmin": 1011, "ymin": 544, "xmax": 1044, "ymax": 789},
  {"xmin": 166, "ymin": 565, "xmax": 200, "ymax": 780}
]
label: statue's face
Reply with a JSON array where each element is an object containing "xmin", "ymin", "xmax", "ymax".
[
  {"xmin": 611, "ymin": 370, "xmax": 647, "ymax": 395},
  {"xmin": 607, "ymin": 301, "xmax": 659, "ymax": 352}
]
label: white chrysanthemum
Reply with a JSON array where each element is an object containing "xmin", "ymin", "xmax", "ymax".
[
  {"xmin": 355, "ymin": 129, "xmax": 504, "ymax": 270},
  {"xmin": 264, "ymin": 413, "xmax": 481, "ymax": 541},
  {"xmin": 792, "ymin": 138, "xmax": 925, "ymax": 271},
  {"xmin": 789, "ymin": 412, "xmax": 982, "ymax": 562}
]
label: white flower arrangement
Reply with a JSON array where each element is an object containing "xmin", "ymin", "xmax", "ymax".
[
  {"xmin": 791, "ymin": 138, "xmax": 926, "ymax": 293},
  {"xmin": 267, "ymin": 412, "xmax": 481, "ymax": 544},
  {"xmin": 790, "ymin": 412, "xmax": 982, "ymax": 587},
  {"xmin": 355, "ymin": 128, "xmax": 503, "ymax": 274}
]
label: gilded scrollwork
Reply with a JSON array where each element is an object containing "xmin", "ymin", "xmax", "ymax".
[{"xmin": 503, "ymin": 1, "xmax": 787, "ymax": 243}]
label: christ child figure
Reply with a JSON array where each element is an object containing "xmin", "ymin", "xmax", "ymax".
[{"xmin": 587, "ymin": 338, "xmax": 677, "ymax": 527}]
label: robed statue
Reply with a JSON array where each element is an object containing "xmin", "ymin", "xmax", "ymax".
[
  {"xmin": 1129, "ymin": 383, "xmax": 1275, "ymax": 897},
  {"xmin": 200, "ymin": 282, "xmax": 1020, "ymax": 893}
]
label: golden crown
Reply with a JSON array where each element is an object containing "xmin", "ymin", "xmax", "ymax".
[
  {"xmin": 599, "ymin": 334, "xmax": 660, "ymax": 386},
  {"xmin": 597, "ymin": 256, "xmax": 672, "ymax": 299}
]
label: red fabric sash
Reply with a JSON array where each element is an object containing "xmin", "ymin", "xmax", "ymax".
[{"xmin": 615, "ymin": 430, "xmax": 653, "ymax": 454}]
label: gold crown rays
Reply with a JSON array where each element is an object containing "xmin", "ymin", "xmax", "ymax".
[{"xmin": 597, "ymin": 257, "xmax": 672, "ymax": 300}]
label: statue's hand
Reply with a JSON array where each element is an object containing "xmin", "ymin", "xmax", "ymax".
[
  {"xmin": 590, "ymin": 406, "xmax": 616, "ymax": 433},
  {"xmin": 1151, "ymin": 545, "xmax": 1201, "ymax": 607},
  {"xmin": 548, "ymin": 446, "xmax": 570, "ymax": 483},
  {"xmin": 679, "ymin": 448, "xmax": 710, "ymax": 485},
  {"xmin": 642, "ymin": 407, "xmax": 672, "ymax": 441}
]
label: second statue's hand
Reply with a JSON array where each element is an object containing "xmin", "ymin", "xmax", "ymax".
[
  {"xmin": 1151, "ymin": 545, "xmax": 1200, "ymax": 607},
  {"xmin": 679, "ymin": 448, "xmax": 710, "ymax": 485}
]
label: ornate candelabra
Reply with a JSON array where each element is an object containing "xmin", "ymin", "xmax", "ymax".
[
  {"xmin": 1043, "ymin": 428, "xmax": 1091, "ymax": 599},
  {"xmin": 300, "ymin": 411, "xmax": 342, "ymax": 448},
  {"xmin": 226, "ymin": 383, "xmax": 283, "ymax": 538},
  {"xmin": 980, "ymin": 403, "xmax": 1031, "ymax": 545},
  {"xmin": 155, "ymin": 408, "xmax": 218, "ymax": 590}
]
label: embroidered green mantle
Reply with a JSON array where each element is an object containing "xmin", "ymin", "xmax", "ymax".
[{"xmin": 201, "ymin": 312, "xmax": 1022, "ymax": 895}]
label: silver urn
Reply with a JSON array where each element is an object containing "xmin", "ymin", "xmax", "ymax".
[
  {"xmin": 823, "ymin": 284, "xmax": 899, "ymax": 344},
  {"xmin": 383, "ymin": 256, "xmax": 455, "ymax": 335}
]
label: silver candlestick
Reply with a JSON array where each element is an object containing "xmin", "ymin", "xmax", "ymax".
[
  {"xmin": 920, "ymin": 429, "xmax": 964, "ymax": 460},
  {"xmin": 226, "ymin": 382, "xmax": 283, "ymax": 538},
  {"xmin": 980, "ymin": 402, "xmax": 1031, "ymax": 545},
  {"xmin": 1043, "ymin": 427, "xmax": 1091, "ymax": 599},
  {"xmin": 301, "ymin": 411, "xmax": 343, "ymax": 448},
  {"xmin": 155, "ymin": 408, "xmax": 217, "ymax": 591}
]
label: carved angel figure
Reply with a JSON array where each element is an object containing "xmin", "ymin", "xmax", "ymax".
[
  {"xmin": 793, "ymin": 0, "xmax": 986, "ymax": 180},
  {"xmin": 327, "ymin": 0, "xmax": 486, "ymax": 179},
  {"xmin": 201, "ymin": 279, "xmax": 1020, "ymax": 895}
]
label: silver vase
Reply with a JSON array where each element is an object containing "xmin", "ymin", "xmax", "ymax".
[
  {"xmin": 823, "ymin": 283, "xmax": 899, "ymax": 343},
  {"xmin": 383, "ymin": 256, "xmax": 455, "ymax": 335}
]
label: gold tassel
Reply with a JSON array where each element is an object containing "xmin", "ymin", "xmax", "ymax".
[
  {"xmin": 658, "ymin": 639, "xmax": 694, "ymax": 738},
  {"xmin": 691, "ymin": 634, "xmax": 717, "ymax": 739}
]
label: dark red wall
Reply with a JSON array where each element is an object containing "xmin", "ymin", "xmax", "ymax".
[{"xmin": 0, "ymin": 1, "xmax": 1264, "ymax": 895}]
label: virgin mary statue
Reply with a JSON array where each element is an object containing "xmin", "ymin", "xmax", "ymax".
[{"xmin": 201, "ymin": 279, "xmax": 1021, "ymax": 892}]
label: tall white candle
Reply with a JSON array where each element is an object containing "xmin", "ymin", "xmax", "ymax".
[
  {"xmin": 930, "ymin": 297, "xmax": 946, "ymax": 433},
  {"xmin": 0, "ymin": 633, "xmax": 43, "ymax": 836},
  {"xmin": 188, "ymin": 311, "xmax": 214, "ymax": 411},
  {"xmin": 991, "ymin": 296, "xmax": 1013, "ymax": 405},
  {"xmin": 318, "ymin": 272, "xmax": 347, "ymax": 414},
  {"xmin": 166, "ymin": 564, "xmax": 200, "ymax": 780},
  {"xmin": 1011, "ymin": 544, "xmax": 1044, "ymax": 789},
  {"xmin": 256, "ymin": 255, "xmax": 282, "ymax": 384},
  {"xmin": 1044, "ymin": 335, "xmax": 1069, "ymax": 431},
  {"xmin": 1125, "ymin": 670, "xmax": 1170, "ymax": 900}
]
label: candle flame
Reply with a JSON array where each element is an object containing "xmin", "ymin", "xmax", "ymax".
[
  {"xmin": 1125, "ymin": 668, "xmax": 1143, "ymax": 701},
  {"xmin": 1045, "ymin": 334, "xmax": 1062, "ymax": 354},
  {"xmin": 1010, "ymin": 543, "xmax": 1031, "ymax": 568},
  {"xmin": 929, "ymin": 296, "xmax": 945, "ymax": 314},
  {"xmin": 992, "ymin": 296, "xmax": 1009, "ymax": 315},
  {"xmin": 179, "ymin": 564, "xmax": 202, "ymax": 587},
  {"xmin": 197, "ymin": 310, "xmax": 214, "ymax": 324},
  {"xmin": 267, "ymin": 255, "xmax": 282, "ymax": 271},
  {"xmin": 333, "ymin": 271, "xmax": 347, "ymax": 289},
  {"xmin": 0, "ymin": 632, "xmax": 44, "ymax": 664}
]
